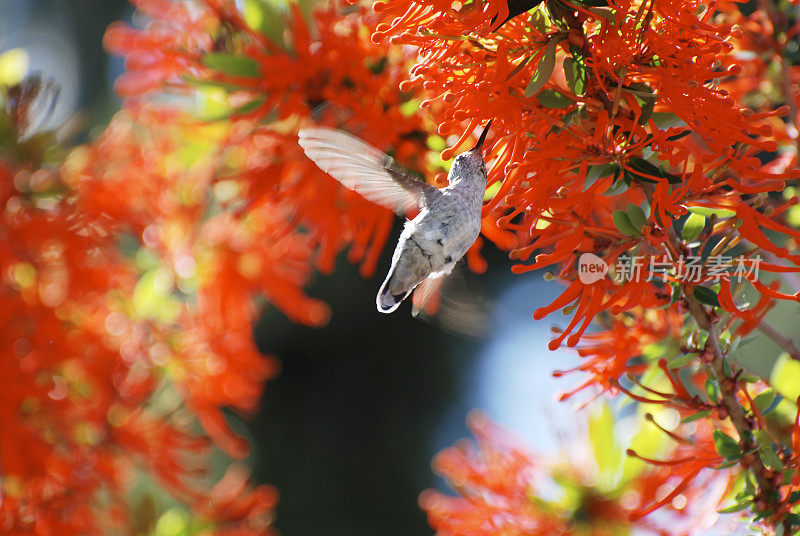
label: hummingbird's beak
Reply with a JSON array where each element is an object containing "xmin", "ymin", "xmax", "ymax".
[{"xmin": 470, "ymin": 120, "xmax": 493, "ymax": 154}]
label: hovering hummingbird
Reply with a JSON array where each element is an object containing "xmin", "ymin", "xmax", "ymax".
[{"xmin": 298, "ymin": 121, "xmax": 492, "ymax": 315}]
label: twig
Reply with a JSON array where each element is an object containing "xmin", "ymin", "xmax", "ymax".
[{"xmin": 758, "ymin": 322, "xmax": 800, "ymax": 361}]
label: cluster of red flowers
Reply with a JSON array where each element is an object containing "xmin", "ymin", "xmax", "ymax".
[
  {"xmin": 373, "ymin": 0, "xmax": 800, "ymax": 344},
  {"xmin": 421, "ymin": 410, "xmax": 739, "ymax": 536},
  {"xmin": 0, "ymin": 99, "xmax": 278, "ymax": 534},
  {"xmin": 103, "ymin": 0, "xmax": 444, "ymax": 278},
  {"xmin": 369, "ymin": 0, "xmax": 800, "ymax": 532}
]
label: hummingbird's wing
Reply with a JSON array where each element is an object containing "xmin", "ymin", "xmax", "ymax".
[
  {"xmin": 412, "ymin": 265, "xmax": 491, "ymax": 337},
  {"xmin": 298, "ymin": 127, "xmax": 441, "ymax": 215},
  {"xmin": 7, "ymin": 74, "xmax": 60, "ymax": 138}
]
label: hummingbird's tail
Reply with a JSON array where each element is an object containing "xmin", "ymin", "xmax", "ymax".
[
  {"xmin": 376, "ymin": 273, "xmax": 413, "ymax": 313},
  {"xmin": 376, "ymin": 244, "xmax": 427, "ymax": 313}
]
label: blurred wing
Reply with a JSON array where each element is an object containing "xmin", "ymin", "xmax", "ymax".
[
  {"xmin": 298, "ymin": 127, "xmax": 441, "ymax": 215},
  {"xmin": 412, "ymin": 274, "xmax": 445, "ymax": 319},
  {"xmin": 8, "ymin": 74, "xmax": 60, "ymax": 138},
  {"xmin": 413, "ymin": 264, "xmax": 491, "ymax": 337}
]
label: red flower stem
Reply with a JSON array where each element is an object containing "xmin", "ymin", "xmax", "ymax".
[{"xmin": 667, "ymin": 226, "xmax": 789, "ymax": 531}]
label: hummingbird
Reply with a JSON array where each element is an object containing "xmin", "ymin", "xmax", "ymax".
[{"xmin": 298, "ymin": 121, "xmax": 492, "ymax": 315}]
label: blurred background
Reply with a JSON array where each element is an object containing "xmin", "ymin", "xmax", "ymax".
[{"xmin": 0, "ymin": 3, "xmax": 573, "ymax": 534}]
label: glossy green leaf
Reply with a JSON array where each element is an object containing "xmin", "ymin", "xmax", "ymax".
[
  {"xmin": 588, "ymin": 6, "xmax": 615, "ymax": 23},
  {"xmin": 760, "ymin": 445, "xmax": 784, "ymax": 471},
  {"xmin": 717, "ymin": 501, "xmax": 751, "ymax": 514},
  {"xmin": 584, "ymin": 163, "xmax": 620, "ymax": 191},
  {"xmin": 752, "ymin": 389, "xmax": 775, "ymax": 413},
  {"xmin": 713, "ymin": 430, "xmax": 741, "ymax": 459},
  {"xmin": 626, "ymin": 203, "xmax": 646, "ymax": 233},
  {"xmin": 525, "ymin": 36, "xmax": 563, "ymax": 97},
  {"xmin": 536, "ymin": 88, "xmax": 572, "ymax": 108},
  {"xmin": 693, "ymin": 285, "xmax": 720, "ymax": 308},
  {"xmin": 687, "ymin": 206, "xmax": 736, "ymax": 218},
  {"xmin": 564, "ymin": 54, "xmax": 587, "ymax": 96},
  {"xmin": 627, "ymin": 157, "xmax": 681, "ymax": 184},
  {"xmin": 755, "ymin": 431, "xmax": 784, "ymax": 471},
  {"xmin": 705, "ymin": 377, "xmax": 719, "ymax": 403},
  {"xmin": 667, "ymin": 353, "xmax": 695, "ymax": 369},
  {"xmin": 530, "ymin": 6, "xmax": 551, "ymax": 33},
  {"xmin": 651, "ymin": 112, "xmax": 687, "ymax": 129},
  {"xmin": 680, "ymin": 409, "xmax": 711, "ymax": 423},
  {"xmin": 682, "ymin": 213, "xmax": 706, "ymax": 242},
  {"xmin": 612, "ymin": 210, "xmax": 639, "ymax": 237}
]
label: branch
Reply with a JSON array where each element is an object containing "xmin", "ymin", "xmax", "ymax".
[
  {"xmin": 668, "ymin": 227, "xmax": 790, "ymax": 533},
  {"xmin": 758, "ymin": 322, "xmax": 800, "ymax": 361}
]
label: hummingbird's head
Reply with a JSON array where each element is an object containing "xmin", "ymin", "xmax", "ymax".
[{"xmin": 448, "ymin": 120, "xmax": 492, "ymax": 186}]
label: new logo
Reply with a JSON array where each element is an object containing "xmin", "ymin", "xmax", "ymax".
[{"xmin": 578, "ymin": 253, "xmax": 608, "ymax": 284}]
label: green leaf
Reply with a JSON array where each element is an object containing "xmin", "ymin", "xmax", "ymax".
[
  {"xmin": 693, "ymin": 285, "xmax": 720, "ymax": 308},
  {"xmin": 612, "ymin": 210, "xmax": 640, "ymax": 236},
  {"xmin": 760, "ymin": 445, "xmax": 784, "ymax": 471},
  {"xmin": 752, "ymin": 389, "xmax": 775, "ymax": 413},
  {"xmin": 667, "ymin": 129, "xmax": 692, "ymax": 141},
  {"xmin": 638, "ymin": 94, "xmax": 656, "ymax": 125},
  {"xmin": 562, "ymin": 106, "xmax": 587, "ymax": 127},
  {"xmin": 680, "ymin": 409, "xmax": 711, "ymax": 423},
  {"xmin": 686, "ymin": 206, "xmax": 736, "ymax": 219},
  {"xmin": 682, "ymin": 213, "xmax": 706, "ymax": 242},
  {"xmin": 626, "ymin": 203, "xmax": 646, "ymax": 233},
  {"xmin": 536, "ymin": 88, "xmax": 572, "ymax": 108},
  {"xmin": 717, "ymin": 501, "xmax": 751, "ymax": 514},
  {"xmin": 651, "ymin": 112, "xmax": 687, "ymax": 129},
  {"xmin": 714, "ymin": 458, "xmax": 740, "ymax": 469},
  {"xmin": 622, "ymin": 82, "xmax": 655, "ymax": 99},
  {"xmin": 202, "ymin": 53, "xmax": 260, "ymax": 78},
  {"xmin": 667, "ymin": 353, "xmax": 695, "ymax": 369},
  {"xmin": 588, "ymin": 6, "xmax": 615, "ymax": 23},
  {"xmin": 713, "ymin": 430, "xmax": 741, "ymax": 459},
  {"xmin": 705, "ymin": 378, "xmax": 719, "ymax": 403},
  {"xmin": 529, "ymin": 6, "xmax": 550, "ymax": 33},
  {"xmin": 627, "ymin": 157, "xmax": 681, "ymax": 184},
  {"xmin": 584, "ymin": 163, "xmax": 620, "ymax": 191},
  {"xmin": 755, "ymin": 432, "xmax": 784, "ymax": 471},
  {"xmin": 623, "ymin": 82, "xmax": 657, "ymax": 125},
  {"xmin": 564, "ymin": 53, "xmax": 587, "ymax": 96},
  {"xmin": 525, "ymin": 36, "xmax": 563, "ymax": 97}
]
